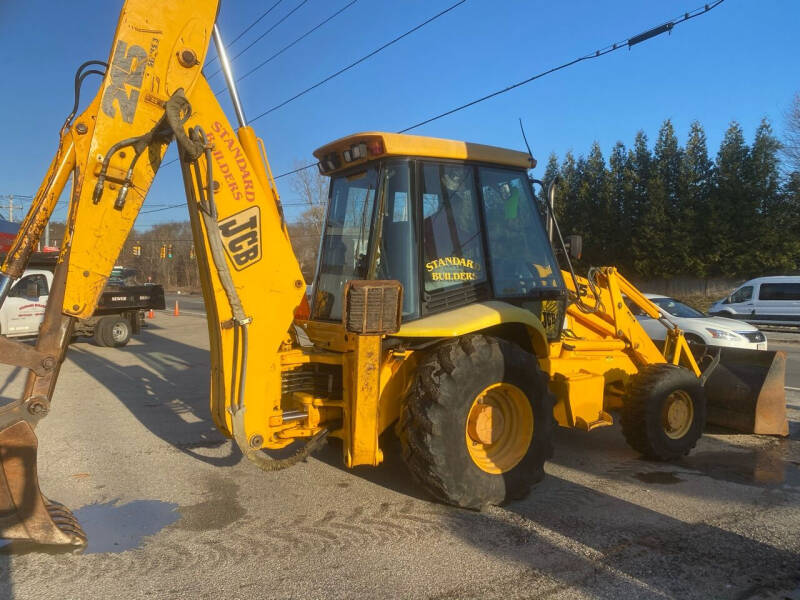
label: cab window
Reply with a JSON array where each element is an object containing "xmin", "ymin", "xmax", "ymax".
[
  {"xmin": 10, "ymin": 274, "xmax": 48, "ymax": 298},
  {"xmin": 478, "ymin": 167, "xmax": 562, "ymax": 297},
  {"xmin": 313, "ymin": 167, "xmax": 378, "ymax": 321},
  {"xmin": 729, "ymin": 286, "xmax": 753, "ymax": 304},
  {"xmin": 421, "ymin": 163, "xmax": 486, "ymax": 293},
  {"xmin": 374, "ymin": 162, "xmax": 419, "ymax": 319}
]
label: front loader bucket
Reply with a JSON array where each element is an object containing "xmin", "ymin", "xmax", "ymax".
[
  {"xmin": 704, "ymin": 348, "xmax": 788, "ymax": 436},
  {"xmin": 0, "ymin": 420, "xmax": 86, "ymax": 546}
]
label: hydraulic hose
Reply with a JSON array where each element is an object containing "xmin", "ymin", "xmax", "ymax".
[{"xmin": 171, "ymin": 114, "xmax": 329, "ymax": 471}]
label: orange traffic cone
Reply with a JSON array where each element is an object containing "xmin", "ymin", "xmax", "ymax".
[
  {"xmin": 173, "ymin": 300, "xmax": 180, "ymax": 316},
  {"xmin": 147, "ymin": 308, "xmax": 154, "ymax": 319}
]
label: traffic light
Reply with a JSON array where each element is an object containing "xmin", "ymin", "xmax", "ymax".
[
  {"xmin": 132, "ymin": 243, "xmax": 142, "ymax": 256},
  {"xmin": 160, "ymin": 244, "xmax": 166, "ymax": 259},
  {"xmin": 167, "ymin": 244, "xmax": 173, "ymax": 259}
]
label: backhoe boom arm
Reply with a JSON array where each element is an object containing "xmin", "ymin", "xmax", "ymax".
[{"xmin": 0, "ymin": 0, "xmax": 306, "ymax": 546}]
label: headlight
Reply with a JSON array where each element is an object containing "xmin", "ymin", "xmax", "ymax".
[{"xmin": 705, "ymin": 327, "xmax": 741, "ymax": 341}]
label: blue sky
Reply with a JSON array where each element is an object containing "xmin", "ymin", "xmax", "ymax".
[{"xmin": 0, "ymin": 0, "xmax": 797, "ymax": 228}]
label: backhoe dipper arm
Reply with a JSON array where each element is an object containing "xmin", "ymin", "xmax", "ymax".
[{"xmin": 0, "ymin": 0, "xmax": 306, "ymax": 546}]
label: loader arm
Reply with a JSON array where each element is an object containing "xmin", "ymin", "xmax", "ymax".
[
  {"xmin": 560, "ymin": 267, "xmax": 787, "ymax": 436},
  {"xmin": 0, "ymin": 0, "xmax": 308, "ymax": 546},
  {"xmin": 561, "ymin": 267, "xmax": 700, "ymax": 375}
]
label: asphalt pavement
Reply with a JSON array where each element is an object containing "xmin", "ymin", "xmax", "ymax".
[
  {"xmin": 0, "ymin": 314, "xmax": 798, "ymax": 599},
  {"xmin": 767, "ymin": 332, "xmax": 800, "ymax": 390}
]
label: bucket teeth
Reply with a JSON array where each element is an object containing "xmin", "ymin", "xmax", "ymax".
[{"xmin": 0, "ymin": 421, "xmax": 87, "ymax": 547}]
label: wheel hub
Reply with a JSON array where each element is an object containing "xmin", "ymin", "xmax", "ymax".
[
  {"xmin": 467, "ymin": 404, "xmax": 505, "ymax": 445},
  {"xmin": 662, "ymin": 390, "xmax": 694, "ymax": 439},
  {"xmin": 112, "ymin": 323, "xmax": 127, "ymax": 341},
  {"xmin": 465, "ymin": 383, "xmax": 533, "ymax": 474}
]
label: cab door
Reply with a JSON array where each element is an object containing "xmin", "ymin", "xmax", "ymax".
[
  {"xmin": 726, "ymin": 285, "xmax": 755, "ymax": 318},
  {"xmin": 3, "ymin": 274, "xmax": 49, "ymax": 336}
]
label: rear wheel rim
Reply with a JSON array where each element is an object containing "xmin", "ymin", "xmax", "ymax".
[
  {"xmin": 662, "ymin": 390, "xmax": 694, "ymax": 439},
  {"xmin": 465, "ymin": 383, "xmax": 533, "ymax": 474},
  {"xmin": 112, "ymin": 322, "xmax": 128, "ymax": 342}
]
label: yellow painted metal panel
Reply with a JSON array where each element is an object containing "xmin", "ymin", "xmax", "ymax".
[
  {"xmin": 346, "ymin": 335, "xmax": 382, "ymax": 466},
  {"xmin": 395, "ymin": 300, "xmax": 549, "ymax": 356},
  {"xmin": 181, "ymin": 79, "xmax": 306, "ymax": 447},
  {"xmin": 549, "ymin": 372, "xmax": 610, "ymax": 431},
  {"xmin": 63, "ymin": 0, "xmax": 220, "ymax": 317},
  {"xmin": 314, "ymin": 132, "xmax": 534, "ymax": 175}
]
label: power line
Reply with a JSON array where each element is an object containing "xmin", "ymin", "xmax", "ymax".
[
  {"xmin": 204, "ymin": 0, "xmax": 285, "ymax": 69},
  {"xmin": 205, "ymin": 0, "xmax": 310, "ymax": 80},
  {"xmin": 139, "ymin": 203, "xmax": 186, "ymax": 215},
  {"xmin": 271, "ymin": 0, "xmax": 727, "ymax": 179},
  {"xmin": 401, "ymin": 1, "xmax": 726, "ymax": 133},
  {"xmin": 249, "ymin": 0, "xmax": 468, "ymax": 124},
  {"xmin": 216, "ymin": 0, "xmax": 359, "ymax": 95},
  {"xmin": 160, "ymin": 1, "xmax": 466, "ymax": 171},
  {"xmin": 138, "ymin": 198, "xmax": 324, "ymax": 217}
]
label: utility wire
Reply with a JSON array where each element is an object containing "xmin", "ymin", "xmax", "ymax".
[
  {"xmin": 215, "ymin": 0, "xmax": 359, "ymax": 95},
  {"xmin": 204, "ymin": 0, "xmax": 285, "ymax": 69},
  {"xmin": 400, "ymin": 0, "xmax": 726, "ymax": 132},
  {"xmin": 272, "ymin": 0, "xmax": 726, "ymax": 179},
  {"xmin": 249, "ymin": 0, "xmax": 468, "ymax": 124},
  {"xmin": 139, "ymin": 199, "xmax": 324, "ymax": 215},
  {"xmin": 140, "ymin": 203, "xmax": 186, "ymax": 215},
  {"xmin": 205, "ymin": 0, "xmax": 310, "ymax": 80},
  {"xmin": 162, "ymin": 0, "xmax": 462, "ymax": 170}
]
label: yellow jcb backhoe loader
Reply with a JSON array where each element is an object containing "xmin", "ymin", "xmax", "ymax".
[{"xmin": 0, "ymin": 0, "xmax": 787, "ymax": 548}]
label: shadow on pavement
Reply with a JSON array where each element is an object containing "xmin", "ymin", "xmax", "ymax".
[{"xmin": 66, "ymin": 326, "xmax": 241, "ymax": 468}]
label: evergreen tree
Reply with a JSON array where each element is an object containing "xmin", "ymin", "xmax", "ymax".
[
  {"xmin": 608, "ymin": 141, "xmax": 634, "ymax": 272},
  {"xmin": 628, "ymin": 131, "xmax": 656, "ymax": 276},
  {"xmin": 714, "ymin": 121, "xmax": 751, "ymax": 275},
  {"xmin": 748, "ymin": 118, "xmax": 784, "ymax": 272},
  {"xmin": 557, "ymin": 151, "xmax": 583, "ymax": 240},
  {"xmin": 680, "ymin": 121, "xmax": 714, "ymax": 275},
  {"xmin": 539, "ymin": 153, "xmax": 562, "ymax": 222},
  {"xmin": 577, "ymin": 142, "xmax": 611, "ymax": 265},
  {"xmin": 652, "ymin": 119, "xmax": 689, "ymax": 274}
]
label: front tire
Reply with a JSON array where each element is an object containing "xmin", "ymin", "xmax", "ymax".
[
  {"xmin": 621, "ymin": 363, "xmax": 706, "ymax": 460},
  {"xmin": 399, "ymin": 334, "xmax": 554, "ymax": 509}
]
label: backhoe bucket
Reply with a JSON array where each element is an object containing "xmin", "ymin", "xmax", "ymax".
[
  {"xmin": 703, "ymin": 348, "xmax": 788, "ymax": 436},
  {"xmin": 0, "ymin": 420, "xmax": 86, "ymax": 546}
]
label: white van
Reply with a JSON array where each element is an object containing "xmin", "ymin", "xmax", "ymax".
[{"xmin": 709, "ymin": 276, "xmax": 800, "ymax": 326}]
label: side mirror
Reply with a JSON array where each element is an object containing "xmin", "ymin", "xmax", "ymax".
[
  {"xmin": 565, "ymin": 235, "xmax": 582, "ymax": 260},
  {"xmin": 26, "ymin": 283, "xmax": 39, "ymax": 298}
]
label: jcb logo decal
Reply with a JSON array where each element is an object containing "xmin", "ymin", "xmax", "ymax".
[
  {"xmin": 219, "ymin": 206, "xmax": 262, "ymax": 270},
  {"xmin": 102, "ymin": 40, "xmax": 147, "ymax": 123}
]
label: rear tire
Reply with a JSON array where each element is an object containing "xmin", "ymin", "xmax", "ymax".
[
  {"xmin": 399, "ymin": 334, "xmax": 554, "ymax": 509},
  {"xmin": 106, "ymin": 317, "xmax": 131, "ymax": 347},
  {"xmin": 93, "ymin": 316, "xmax": 131, "ymax": 347},
  {"xmin": 621, "ymin": 363, "xmax": 706, "ymax": 460},
  {"xmin": 92, "ymin": 319, "xmax": 110, "ymax": 347}
]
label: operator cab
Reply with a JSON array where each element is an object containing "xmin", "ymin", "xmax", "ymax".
[{"xmin": 311, "ymin": 132, "xmax": 567, "ymax": 339}]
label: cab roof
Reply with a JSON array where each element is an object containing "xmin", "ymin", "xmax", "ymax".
[{"xmin": 313, "ymin": 131, "xmax": 535, "ymax": 176}]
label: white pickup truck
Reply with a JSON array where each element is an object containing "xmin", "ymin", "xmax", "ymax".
[{"xmin": 0, "ymin": 266, "xmax": 165, "ymax": 346}]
